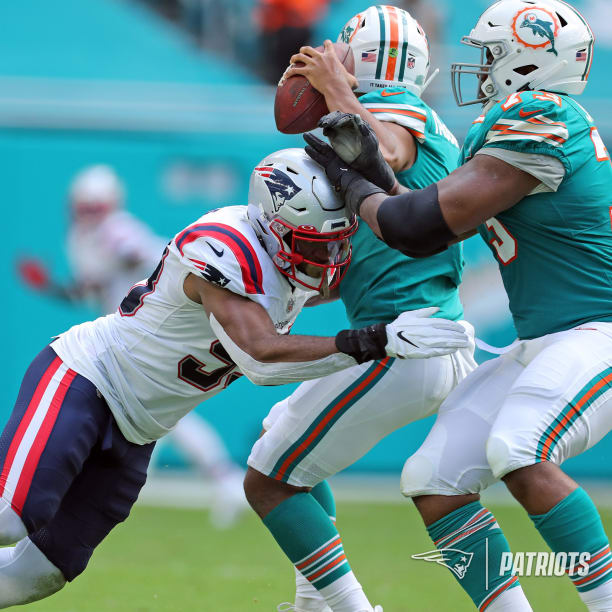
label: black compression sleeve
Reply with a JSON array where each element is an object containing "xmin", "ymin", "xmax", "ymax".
[{"xmin": 376, "ymin": 183, "xmax": 456, "ymax": 258}]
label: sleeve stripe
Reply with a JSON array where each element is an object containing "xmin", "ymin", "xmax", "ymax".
[
  {"xmin": 363, "ymin": 110, "xmax": 426, "ymax": 142},
  {"xmin": 175, "ymin": 223, "xmax": 264, "ymax": 294},
  {"xmin": 487, "ymin": 116, "xmax": 568, "ymax": 147},
  {"xmin": 362, "ymin": 104, "xmax": 427, "ymax": 121}
]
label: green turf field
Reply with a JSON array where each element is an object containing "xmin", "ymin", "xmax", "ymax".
[{"xmin": 21, "ymin": 500, "xmax": 607, "ymax": 611}]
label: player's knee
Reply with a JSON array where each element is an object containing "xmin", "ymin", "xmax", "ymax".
[
  {"xmin": 0, "ymin": 538, "xmax": 66, "ymax": 608},
  {"xmin": 243, "ymin": 467, "xmax": 276, "ymax": 512},
  {"xmin": 0, "ymin": 498, "xmax": 28, "ymax": 545},
  {"xmin": 486, "ymin": 434, "xmax": 515, "ymax": 479},
  {"xmin": 400, "ymin": 453, "xmax": 438, "ymax": 497}
]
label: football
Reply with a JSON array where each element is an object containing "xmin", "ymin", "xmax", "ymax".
[{"xmin": 274, "ymin": 42, "xmax": 355, "ymax": 134}]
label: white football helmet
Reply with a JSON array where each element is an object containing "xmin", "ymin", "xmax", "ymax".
[
  {"xmin": 451, "ymin": 0, "xmax": 595, "ymax": 107},
  {"xmin": 247, "ymin": 148, "xmax": 357, "ymax": 293},
  {"xmin": 69, "ymin": 164, "xmax": 124, "ymax": 224},
  {"xmin": 338, "ymin": 5, "xmax": 433, "ymax": 96}
]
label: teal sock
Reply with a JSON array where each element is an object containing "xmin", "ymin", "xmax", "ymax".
[
  {"xmin": 310, "ymin": 481, "xmax": 336, "ymax": 521},
  {"xmin": 426, "ymin": 502, "xmax": 520, "ymax": 611},
  {"xmin": 264, "ymin": 493, "xmax": 351, "ymax": 590},
  {"xmin": 530, "ymin": 487, "xmax": 612, "ymax": 593}
]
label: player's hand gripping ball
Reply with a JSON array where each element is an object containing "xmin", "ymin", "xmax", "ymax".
[{"xmin": 275, "ymin": 41, "xmax": 355, "ymax": 134}]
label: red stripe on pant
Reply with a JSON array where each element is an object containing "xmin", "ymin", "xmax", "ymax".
[
  {"xmin": 12, "ymin": 368, "xmax": 77, "ymax": 513},
  {"xmin": 0, "ymin": 357, "xmax": 63, "ymax": 499}
]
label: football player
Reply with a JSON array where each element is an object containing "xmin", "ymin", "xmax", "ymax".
[
  {"xmin": 18, "ymin": 164, "xmax": 249, "ymax": 530},
  {"xmin": 244, "ymin": 7, "xmax": 476, "ymax": 612},
  {"xmin": 0, "ymin": 148, "xmax": 469, "ymax": 607},
  {"xmin": 308, "ymin": 0, "xmax": 612, "ymax": 609}
]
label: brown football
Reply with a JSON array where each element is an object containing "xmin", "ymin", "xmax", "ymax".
[{"xmin": 274, "ymin": 42, "xmax": 355, "ymax": 134}]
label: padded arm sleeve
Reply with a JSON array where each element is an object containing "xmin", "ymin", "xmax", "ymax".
[
  {"xmin": 376, "ymin": 183, "xmax": 456, "ymax": 257},
  {"xmin": 209, "ymin": 314, "xmax": 357, "ymax": 386}
]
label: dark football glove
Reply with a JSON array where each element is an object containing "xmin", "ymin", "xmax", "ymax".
[
  {"xmin": 304, "ymin": 132, "xmax": 384, "ymax": 216},
  {"xmin": 318, "ymin": 111, "xmax": 396, "ymax": 193}
]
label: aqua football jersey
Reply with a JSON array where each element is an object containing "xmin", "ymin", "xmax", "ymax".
[
  {"xmin": 461, "ymin": 90, "xmax": 612, "ymax": 339},
  {"xmin": 340, "ymin": 87, "xmax": 464, "ymax": 328}
]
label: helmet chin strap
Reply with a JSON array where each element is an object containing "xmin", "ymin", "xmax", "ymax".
[{"xmin": 420, "ymin": 68, "xmax": 440, "ymax": 95}]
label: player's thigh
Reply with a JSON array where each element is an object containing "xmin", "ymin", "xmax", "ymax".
[
  {"xmin": 487, "ymin": 327, "xmax": 612, "ymax": 478},
  {"xmin": 29, "ymin": 420, "xmax": 155, "ymax": 581},
  {"xmin": 249, "ymin": 353, "xmax": 456, "ymax": 488},
  {"xmin": 0, "ymin": 345, "xmax": 110, "ymax": 533},
  {"xmin": 401, "ymin": 354, "xmax": 524, "ymax": 497}
]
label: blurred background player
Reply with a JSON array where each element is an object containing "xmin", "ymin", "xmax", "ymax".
[
  {"xmin": 17, "ymin": 164, "xmax": 248, "ymax": 530},
  {"xmin": 244, "ymin": 6, "xmax": 476, "ymax": 611}
]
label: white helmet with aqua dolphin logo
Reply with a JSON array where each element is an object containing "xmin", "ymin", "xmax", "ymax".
[{"xmin": 451, "ymin": 0, "xmax": 595, "ymax": 107}]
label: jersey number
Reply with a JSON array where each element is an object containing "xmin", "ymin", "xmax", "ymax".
[
  {"xmin": 590, "ymin": 127, "xmax": 611, "ymax": 163},
  {"xmin": 119, "ymin": 248, "xmax": 168, "ymax": 316},
  {"xmin": 178, "ymin": 340, "xmax": 242, "ymax": 392},
  {"xmin": 485, "ymin": 217, "xmax": 517, "ymax": 265}
]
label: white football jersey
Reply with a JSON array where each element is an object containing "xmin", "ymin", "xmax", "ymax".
[
  {"xmin": 53, "ymin": 206, "xmax": 310, "ymax": 445},
  {"xmin": 67, "ymin": 210, "xmax": 167, "ymax": 313}
]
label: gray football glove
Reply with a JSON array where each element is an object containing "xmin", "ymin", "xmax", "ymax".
[
  {"xmin": 318, "ymin": 111, "xmax": 396, "ymax": 193},
  {"xmin": 304, "ymin": 132, "xmax": 384, "ymax": 216}
]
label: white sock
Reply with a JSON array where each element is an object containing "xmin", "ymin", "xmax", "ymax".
[
  {"xmin": 581, "ymin": 579, "xmax": 612, "ymax": 611},
  {"xmin": 0, "ymin": 498, "xmax": 27, "ymax": 545},
  {"xmin": 0, "ymin": 538, "xmax": 65, "ymax": 607},
  {"xmin": 318, "ymin": 571, "xmax": 373, "ymax": 612},
  {"xmin": 295, "ymin": 567, "xmax": 331, "ymax": 611},
  {"xmin": 486, "ymin": 584, "xmax": 532, "ymax": 610}
]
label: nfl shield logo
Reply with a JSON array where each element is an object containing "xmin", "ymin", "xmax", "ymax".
[{"xmin": 407, "ymin": 56, "xmax": 416, "ymax": 69}]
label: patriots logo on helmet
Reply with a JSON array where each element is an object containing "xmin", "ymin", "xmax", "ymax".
[{"xmin": 255, "ymin": 166, "xmax": 302, "ymax": 213}]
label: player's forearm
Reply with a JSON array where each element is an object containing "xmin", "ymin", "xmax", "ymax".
[{"xmin": 248, "ymin": 334, "xmax": 339, "ymax": 363}]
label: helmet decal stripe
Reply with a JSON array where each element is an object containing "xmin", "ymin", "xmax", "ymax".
[
  {"xmin": 374, "ymin": 5, "xmax": 386, "ymax": 80},
  {"xmin": 385, "ymin": 6, "xmax": 400, "ymax": 81},
  {"xmin": 397, "ymin": 9, "xmax": 410, "ymax": 83}
]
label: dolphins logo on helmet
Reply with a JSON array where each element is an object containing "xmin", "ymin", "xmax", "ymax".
[
  {"xmin": 513, "ymin": 7, "xmax": 560, "ymax": 56},
  {"xmin": 254, "ymin": 167, "xmax": 302, "ymax": 213}
]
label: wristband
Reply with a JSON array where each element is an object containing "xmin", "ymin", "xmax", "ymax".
[{"xmin": 335, "ymin": 323, "xmax": 387, "ymax": 364}]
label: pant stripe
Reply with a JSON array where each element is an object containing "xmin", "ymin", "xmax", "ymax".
[
  {"xmin": 271, "ymin": 357, "xmax": 392, "ymax": 482},
  {"xmin": 0, "ymin": 356, "xmax": 63, "ymax": 498},
  {"xmin": 479, "ymin": 575, "xmax": 518, "ymax": 611},
  {"xmin": 1, "ymin": 359, "xmax": 75, "ymax": 514},
  {"xmin": 537, "ymin": 367, "xmax": 612, "ymax": 462}
]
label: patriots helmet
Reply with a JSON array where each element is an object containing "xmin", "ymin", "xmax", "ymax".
[
  {"xmin": 247, "ymin": 148, "xmax": 357, "ymax": 293},
  {"xmin": 338, "ymin": 5, "xmax": 433, "ymax": 96},
  {"xmin": 451, "ymin": 0, "xmax": 595, "ymax": 107}
]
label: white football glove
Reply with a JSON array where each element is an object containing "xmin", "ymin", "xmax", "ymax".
[{"xmin": 384, "ymin": 307, "xmax": 469, "ymax": 359}]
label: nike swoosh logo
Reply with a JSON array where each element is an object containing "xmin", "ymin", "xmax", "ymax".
[
  {"xmin": 206, "ymin": 241, "xmax": 224, "ymax": 257},
  {"xmin": 381, "ymin": 90, "xmax": 404, "ymax": 97},
  {"xmin": 397, "ymin": 331, "xmax": 418, "ymax": 347},
  {"xmin": 518, "ymin": 108, "xmax": 543, "ymax": 118}
]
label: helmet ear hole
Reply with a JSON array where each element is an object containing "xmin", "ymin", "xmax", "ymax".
[
  {"xmin": 556, "ymin": 12, "xmax": 568, "ymax": 27},
  {"xmin": 513, "ymin": 64, "xmax": 538, "ymax": 76}
]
